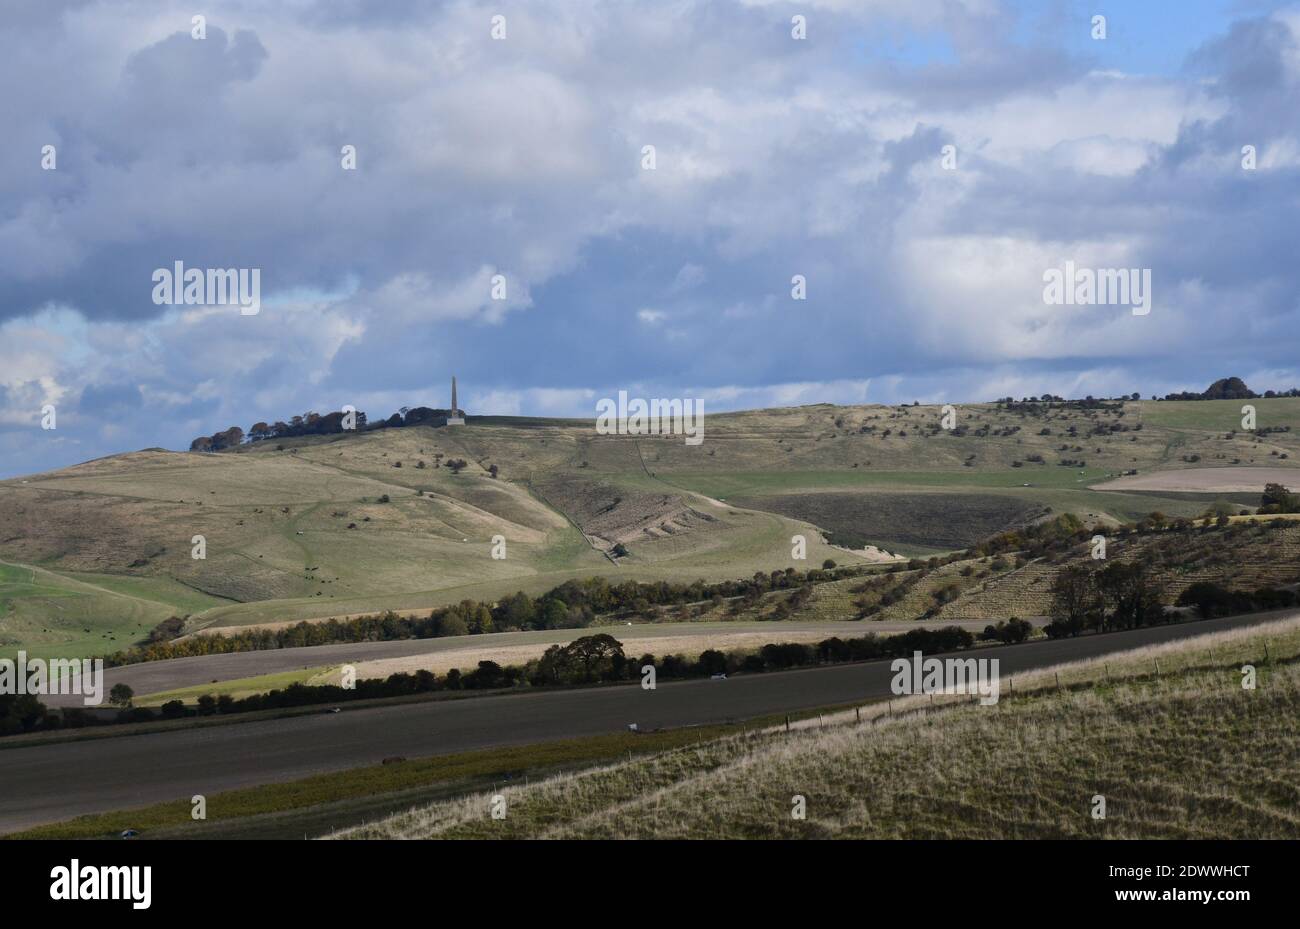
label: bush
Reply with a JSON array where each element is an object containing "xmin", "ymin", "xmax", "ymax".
[
  {"xmin": 1177, "ymin": 582, "xmax": 1297, "ymax": 618},
  {"xmin": 697, "ymin": 649, "xmax": 728, "ymax": 676},
  {"xmin": 980, "ymin": 617, "xmax": 1033, "ymax": 644}
]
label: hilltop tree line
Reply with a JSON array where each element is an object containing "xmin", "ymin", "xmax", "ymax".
[
  {"xmin": 996, "ymin": 378, "xmax": 1300, "ymax": 407},
  {"xmin": 1161, "ymin": 376, "xmax": 1300, "ymax": 401},
  {"xmin": 189, "ymin": 404, "xmax": 463, "ymax": 452}
]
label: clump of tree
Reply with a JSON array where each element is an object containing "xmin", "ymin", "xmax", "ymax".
[
  {"xmin": 979, "ymin": 617, "xmax": 1033, "ymax": 644},
  {"xmin": 190, "ymin": 425, "xmax": 243, "ymax": 452},
  {"xmin": 144, "ymin": 616, "xmax": 186, "ymax": 644},
  {"xmin": 1162, "ymin": 376, "xmax": 1270, "ymax": 401},
  {"xmin": 535, "ymin": 633, "xmax": 627, "ymax": 685},
  {"xmin": 109, "ymin": 683, "xmax": 134, "ymax": 708},
  {"xmin": 0, "ymin": 693, "xmax": 54, "ymax": 736},
  {"xmin": 1259, "ymin": 483, "xmax": 1300, "ymax": 515},
  {"xmin": 188, "ymin": 400, "xmax": 479, "ymax": 452},
  {"xmin": 1176, "ymin": 582, "xmax": 1298, "ymax": 618},
  {"xmin": 1045, "ymin": 561, "xmax": 1166, "ymax": 637}
]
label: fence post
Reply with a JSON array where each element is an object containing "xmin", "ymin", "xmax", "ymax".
[
  {"xmin": 785, "ymin": 715, "xmax": 790, "ymax": 732},
  {"xmin": 1154, "ymin": 659, "xmax": 1160, "ymax": 678},
  {"xmin": 1055, "ymin": 672, "xmax": 1061, "ymax": 692},
  {"xmin": 855, "ymin": 706, "xmax": 861, "ymax": 724}
]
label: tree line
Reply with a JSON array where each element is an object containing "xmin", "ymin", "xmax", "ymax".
[
  {"xmin": 105, "ymin": 565, "xmax": 870, "ymax": 667},
  {"xmin": 8, "ymin": 625, "xmax": 979, "ymax": 736},
  {"xmin": 189, "ymin": 404, "xmax": 470, "ymax": 452}
]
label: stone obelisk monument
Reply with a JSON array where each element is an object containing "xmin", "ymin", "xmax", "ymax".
[{"xmin": 447, "ymin": 376, "xmax": 465, "ymax": 425}]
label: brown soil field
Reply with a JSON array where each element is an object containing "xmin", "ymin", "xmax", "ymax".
[
  {"xmin": 1094, "ymin": 466, "xmax": 1300, "ymax": 493},
  {"xmin": 730, "ymin": 490, "xmax": 1039, "ymax": 551}
]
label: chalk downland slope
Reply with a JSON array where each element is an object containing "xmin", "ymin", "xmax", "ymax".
[{"xmin": 5, "ymin": 397, "xmax": 1300, "ymax": 657}]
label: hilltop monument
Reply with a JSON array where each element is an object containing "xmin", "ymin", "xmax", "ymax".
[{"xmin": 446, "ymin": 376, "xmax": 465, "ymax": 425}]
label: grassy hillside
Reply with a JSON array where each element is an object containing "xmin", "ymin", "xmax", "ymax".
[
  {"xmin": 0, "ymin": 560, "xmax": 226, "ymax": 660},
  {"xmin": 3, "ymin": 397, "xmax": 1299, "ymax": 658},
  {"xmin": 336, "ymin": 616, "xmax": 1300, "ymax": 840}
]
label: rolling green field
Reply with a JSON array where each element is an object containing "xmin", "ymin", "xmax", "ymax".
[{"xmin": 0, "ymin": 561, "xmax": 225, "ymax": 660}]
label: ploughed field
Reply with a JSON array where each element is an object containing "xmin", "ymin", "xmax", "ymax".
[{"xmin": 728, "ymin": 490, "xmax": 1040, "ymax": 553}]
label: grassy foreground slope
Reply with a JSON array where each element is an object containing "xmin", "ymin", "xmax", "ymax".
[{"xmin": 336, "ymin": 617, "xmax": 1300, "ymax": 839}]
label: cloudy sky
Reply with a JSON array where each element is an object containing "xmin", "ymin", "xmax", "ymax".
[{"xmin": 2, "ymin": 0, "xmax": 1299, "ymax": 477}]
